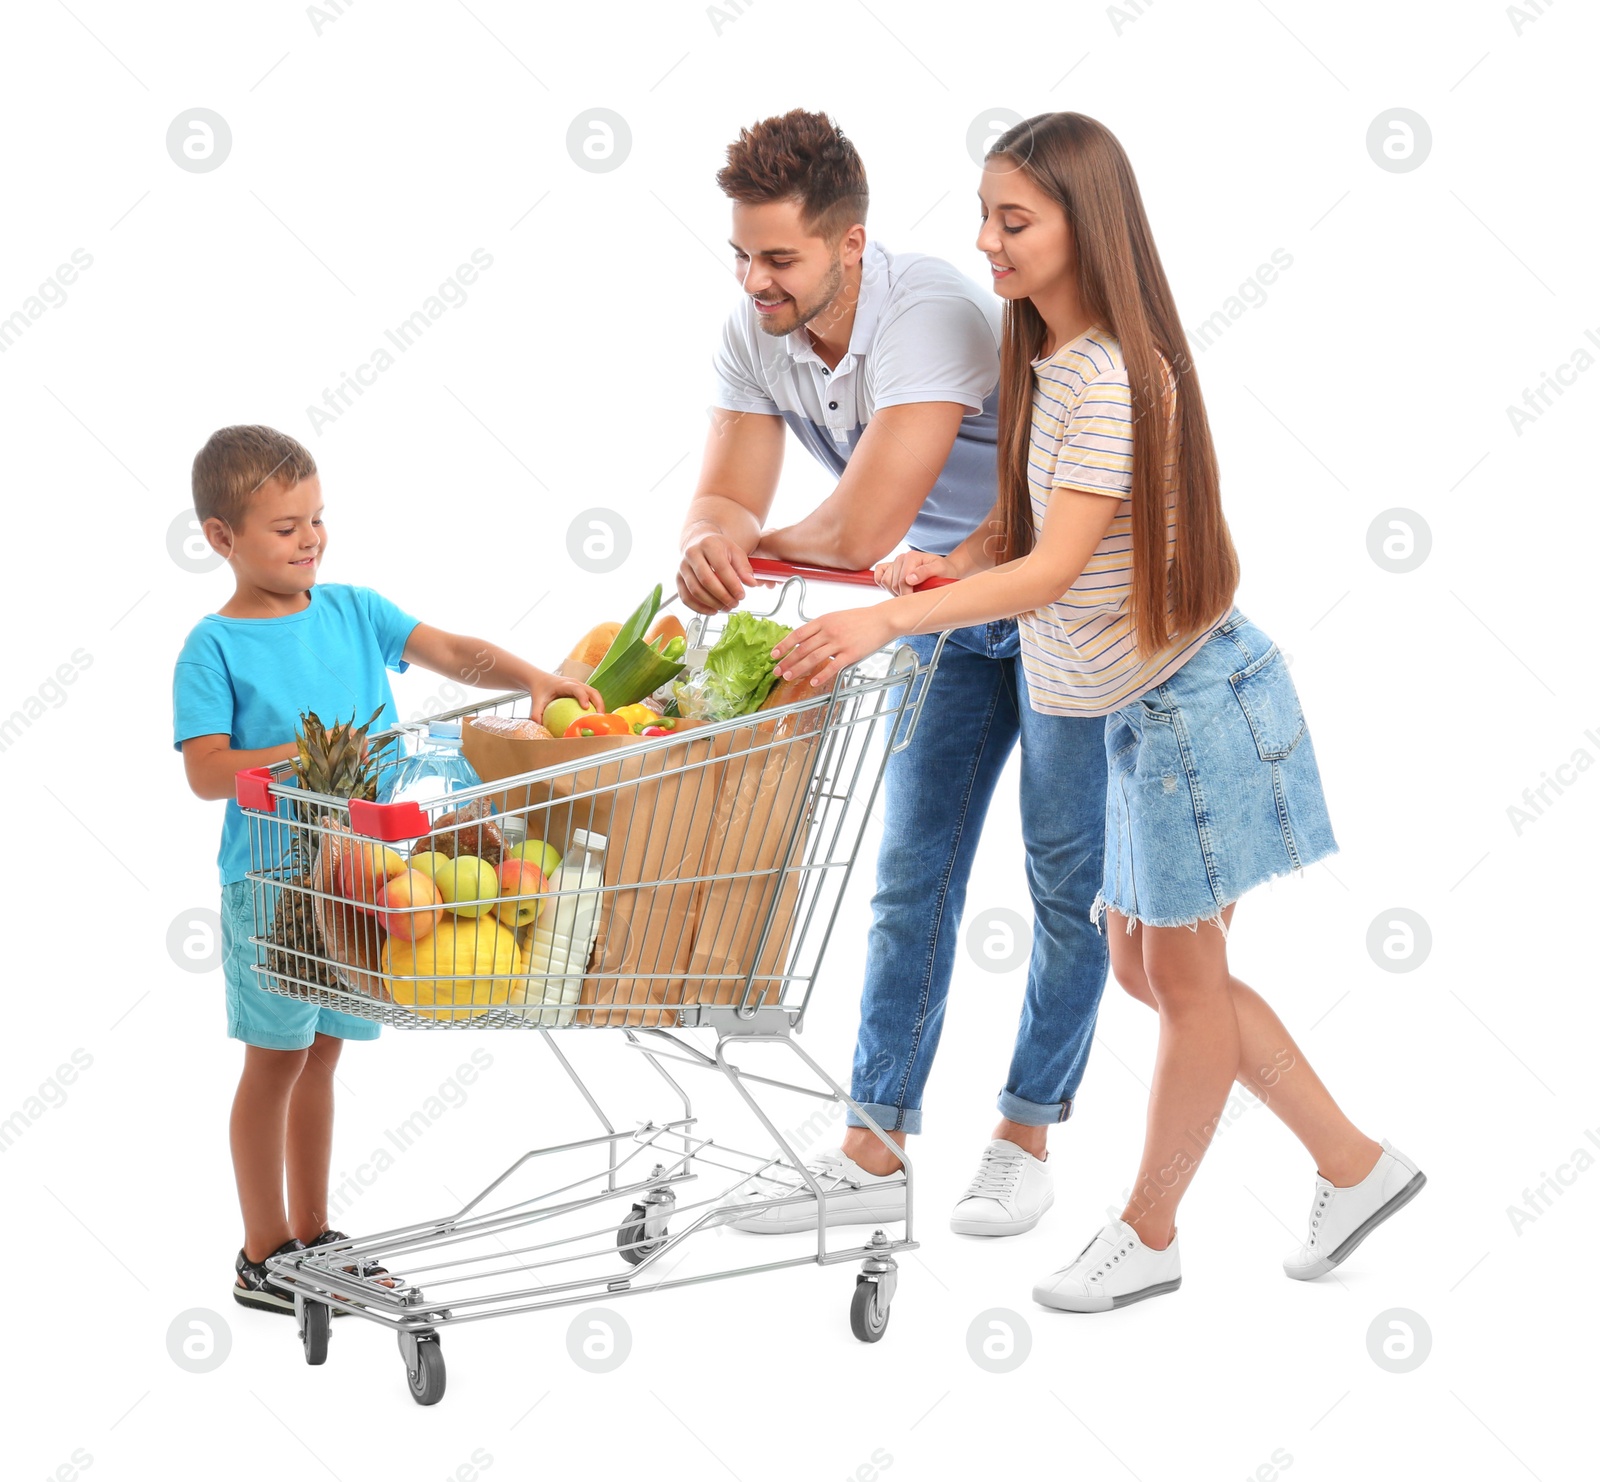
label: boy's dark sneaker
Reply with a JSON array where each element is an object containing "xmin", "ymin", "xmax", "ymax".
[{"xmin": 233, "ymin": 1238, "xmax": 305, "ymax": 1315}]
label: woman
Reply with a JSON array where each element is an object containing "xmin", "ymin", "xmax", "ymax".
[{"xmin": 770, "ymin": 112, "xmax": 1425, "ymax": 1311}]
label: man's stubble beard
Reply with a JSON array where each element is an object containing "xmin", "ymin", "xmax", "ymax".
[{"xmin": 755, "ymin": 252, "xmax": 845, "ymax": 340}]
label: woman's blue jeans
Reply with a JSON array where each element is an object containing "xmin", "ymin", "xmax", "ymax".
[{"xmin": 846, "ymin": 619, "xmax": 1111, "ymax": 1134}]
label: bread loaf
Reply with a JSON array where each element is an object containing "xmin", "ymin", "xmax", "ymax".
[
  {"xmin": 469, "ymin": 716, "xmax": 552, "ymax": 740},
  {"xmin": 566, "ymin": 621, "xmax": 621, "ymax": 669},
  {"xmin": 415, "ymin": 800, "xmax": 506, "ymax": 866},
  {"xmin": 646, "ymin": 613, "xmax": 686, "ymax": 647}
]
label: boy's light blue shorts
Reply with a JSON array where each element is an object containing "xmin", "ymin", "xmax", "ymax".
[{"xmin": 221, "ymin": 878, "xmax": 381, "ymax": 1050}]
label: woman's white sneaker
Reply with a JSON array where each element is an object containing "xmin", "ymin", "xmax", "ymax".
[
  {"xmin": 1033, "ymin": 1218, "xmax": 1182, "ymax": 1312},
  {"xmin": 1283, "ymin": 1139, "xmax": 1426, "ymax": 1280},
  {"xmin": 721, "ymin": 1149, "xmax": 907, "ymax": 1234},
  {"xmin": 950, "ymin": 1139, "xmax": 1054, "ymax": 1235}
]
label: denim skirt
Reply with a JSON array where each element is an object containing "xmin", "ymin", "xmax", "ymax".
[{"xmin": 1090, "ymin": 607, "xmax": 1338, "ymax": 935}]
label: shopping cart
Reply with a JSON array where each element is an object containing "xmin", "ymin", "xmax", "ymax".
[{"xmin": 235, "ymin": 562, "xmax": 950, "ymax": 1404}]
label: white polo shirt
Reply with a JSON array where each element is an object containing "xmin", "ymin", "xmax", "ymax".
[{"xmin": 712, "ymin": 239, "xmax": 1001, "ymax": 555}]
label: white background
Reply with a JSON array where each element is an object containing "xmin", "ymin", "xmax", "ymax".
[{"xmin": 3, "ymin": 1, "xmax": 1596, "ymax": 1478}]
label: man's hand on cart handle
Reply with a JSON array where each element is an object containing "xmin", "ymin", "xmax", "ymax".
[{"xmin": 678, "ymin": 526, "xmax": 765, "ymax": 614}]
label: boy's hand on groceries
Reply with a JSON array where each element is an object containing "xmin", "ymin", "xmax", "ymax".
[
  {"xmin": 771, "ymin": 606, "xmax": 899, "ymax": 689},
  {"xmin": 528, "ymin": 669, "xmax": 603, "ymax": 724},
  {"xmin": 874, "ymin": 550, "xmax": 956, "ymax": 595}
]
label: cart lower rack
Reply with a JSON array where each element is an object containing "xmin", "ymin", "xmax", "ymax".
[{"xmin": 237, "ymin": 567, "xmax": 947, "ymax": 1403}]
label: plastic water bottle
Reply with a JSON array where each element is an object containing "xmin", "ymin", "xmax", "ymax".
[
  {"xmin": 524, "ymin": 829, "xmax": 607, "ymax": 1025},
  {"xmin": 380, "ymin": 719, "xmax": 481, "ymax": 809}
]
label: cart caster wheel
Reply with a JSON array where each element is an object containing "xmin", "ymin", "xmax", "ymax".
[
  {"xmin": 850, "ymin": 1279, "xmax": 890, "ymax": 1343},
  {"xmin": 405, "ymin": 1338, "xmax": 446, "ymax": 1406},
  {"xmin": 618, "ymin": 1204, "xmax": 667, "ymax": 1266},
  {"xmin": 300, "ymin": 1300, "xmax": 330, "ymax": 1366}
]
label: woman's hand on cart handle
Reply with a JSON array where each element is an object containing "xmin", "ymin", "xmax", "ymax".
[
  {"xmin": 748, "ymin": 556, "xmax": 957, "ymax": 591},
  {"xmin": 873, "ymin": 551, "xmax": 957, "ymax": 596}
]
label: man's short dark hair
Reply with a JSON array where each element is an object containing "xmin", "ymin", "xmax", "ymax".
[{"xmin": 717, "ymin": 109, "xmax": 868, "ymax": 243}]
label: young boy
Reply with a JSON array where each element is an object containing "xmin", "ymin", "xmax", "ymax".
[{"xmin": 173, "ymin": 424, "xmax": 598, "ymax": 1313}]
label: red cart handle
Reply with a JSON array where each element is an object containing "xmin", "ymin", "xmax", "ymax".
[
  {"xmin": 349, "ymin": 798, "xmax": 431, "ymax": 842},
  {"xmin": 747, "ymin": 557, "xmax": 955, "ymax": 590},
  {"xmin": 236, "ymin": 767, "xmax": 277, "ymax": 813},
  {"xmin": 233, "ymin": 767, "xmax": 428, "ymax": 841}
]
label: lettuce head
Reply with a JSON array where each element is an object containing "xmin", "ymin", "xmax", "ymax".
[{"xmin": 700, "ymin": 611, "xmax": 792, "ymax": 716}]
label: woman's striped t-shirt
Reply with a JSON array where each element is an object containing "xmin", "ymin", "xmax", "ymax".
[{"xmin": 1017, "ymin": 325, "xmax": 1220, "ymax": 717}]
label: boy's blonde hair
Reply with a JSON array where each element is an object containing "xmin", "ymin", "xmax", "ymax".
[{"xmin": 192, "ymin": 425, "xmax": 317, "ymax": 527}]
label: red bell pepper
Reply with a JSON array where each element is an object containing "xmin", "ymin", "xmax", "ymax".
[{"xmin": 564, "ymin": 712, "xmax": 633, "ymax": 739}]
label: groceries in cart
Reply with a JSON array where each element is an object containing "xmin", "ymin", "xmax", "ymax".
[
  {"xmin": 379, "ymin": 717, "xmax": 483, "ymax": 807},
  {"xmin": 516, "ymin": 581, "xmax": 807, "ymax": 740},
  {"xmin": 256, "ymin": 702, "xmax": 598, "ymax": 1023},
  {"xmin": 246, "ymin": 578, "xmax": 869, "ymax": 1027},
  {"xmin": 538, "ymin": 583, "xmax": 694, "ymax": 739},
  {"xmin": 670, "ymin": 609, "xmax": 791, "ymax": 721}
]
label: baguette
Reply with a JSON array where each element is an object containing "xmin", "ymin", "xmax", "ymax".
[
  {"xmin": 757, "ymin": 674, "xmax": 818, "ymax": 712},
  {"xmin": 758, "ymin": 672, "xmax": 829, "ymax": 735},
  {"xmin": 566, "ymin": 621, "xmax": 621, "ymax": 670}
]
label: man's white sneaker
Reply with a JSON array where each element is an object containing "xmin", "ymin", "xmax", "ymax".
[
  {"xmin": 1283, "ymin": 1139, "xmax": 1426, "ymax": 1280},
  {"xmin": 721, "ymin": 1149, "xmax": 907, "ymax": 1234},
  {"xmin": 1033, "ymin": 1218, "xmax": 1182, "ymax": 1313},
  {"xmin": 950, "ymin": 1140, "xmax": 1054, "ymax": 1236}
]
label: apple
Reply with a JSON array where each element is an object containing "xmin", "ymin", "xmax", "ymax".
[
  {"xmin": 377, "ymin": 869, "xmax": 443, "ymax": 941},
  {"xmin": 406, "ymin": 850, "xmax": 454, "ymax": 884},
  {"xmin": 493, "ymin": 859, "xmax": 548, "ymax": 928},
  {"xmin": 542, "ymin": 697, "xmax": 593, "ymax": 739},
  {"xmin": 434, "ymin": 855, "xmax": 501, "ymax": 917},
  {"xmin": 340, "ymin": 842, "xmax": 407, "ymax": 906},
  {"xmin": 506, "ymin": 839, "xmax": 562, "ymax": 877}
]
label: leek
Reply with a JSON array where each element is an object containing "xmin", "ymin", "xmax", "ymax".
[{"xmin": 587, "ymin": 586, "xmax": 687, "ymax": 709}]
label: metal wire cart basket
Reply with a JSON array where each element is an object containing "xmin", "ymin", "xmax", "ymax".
[{"xmin": 235, "ymin": 568, "xmax": 947, "ymax": 1404}]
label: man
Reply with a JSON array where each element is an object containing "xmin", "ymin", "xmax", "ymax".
[{"xmin": 680, "ymin": 109, "xmax": 1109, "ymax": 1237}]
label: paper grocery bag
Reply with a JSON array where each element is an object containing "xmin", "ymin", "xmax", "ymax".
[
  {"xmin": 462, "ymin": 719, "xmax": 734, "ymax": 1026},
  {"xmin": 684, "ymin": 706, "xmax": 824, "ymax": 1009}
]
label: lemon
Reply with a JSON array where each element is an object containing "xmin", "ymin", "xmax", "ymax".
[{"xmin": 383, "ymin": 917, "xmax": 518, "ymax": 1021}]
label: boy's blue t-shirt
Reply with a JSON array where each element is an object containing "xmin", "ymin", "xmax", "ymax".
[{"xmin": 173, "ymin": 583, "xmax": 419, "ymax": 885}]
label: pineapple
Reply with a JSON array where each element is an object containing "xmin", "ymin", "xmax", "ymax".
[{"xmin": 266, "ymin": 705, "xmax": 397, "ymax": 994}]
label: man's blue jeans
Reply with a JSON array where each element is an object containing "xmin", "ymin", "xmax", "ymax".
[{"xmin": 846, "ymin": 619, "xmax": 1110, "ymax": 1134}]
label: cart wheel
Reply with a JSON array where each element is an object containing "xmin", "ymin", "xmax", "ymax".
[
  {"xmin": 850, "ymin": 1279, "xmax": 890, "ymax": 1343},
  {"xmin": 405, "ymin": 1338, "xmax": 446, "ymax": 1406},
  {"xmin": 300, "ymin": 1300, "xmax": 330, "ymax": 1366},
  {"xmin": 618, "ymin": 1204, "xmax": 667, "ymax": 1266}
]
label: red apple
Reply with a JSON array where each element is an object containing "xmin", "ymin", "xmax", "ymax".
[
  {"xmin": 377, "ymin": 869, "xmax": 443, "ymax": 941},
  {"xmin": 493, "ymin": 859, "xmax": 548, "ymax": 928},
  {"xmin": 340, "ymin": 842, "xmax": 408, "ymax": 907}
]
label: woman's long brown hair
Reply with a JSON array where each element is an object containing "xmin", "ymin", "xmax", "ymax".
[{"xmin": 989, "ymin": 113, "xmax": 1238, "ymax": 657}]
